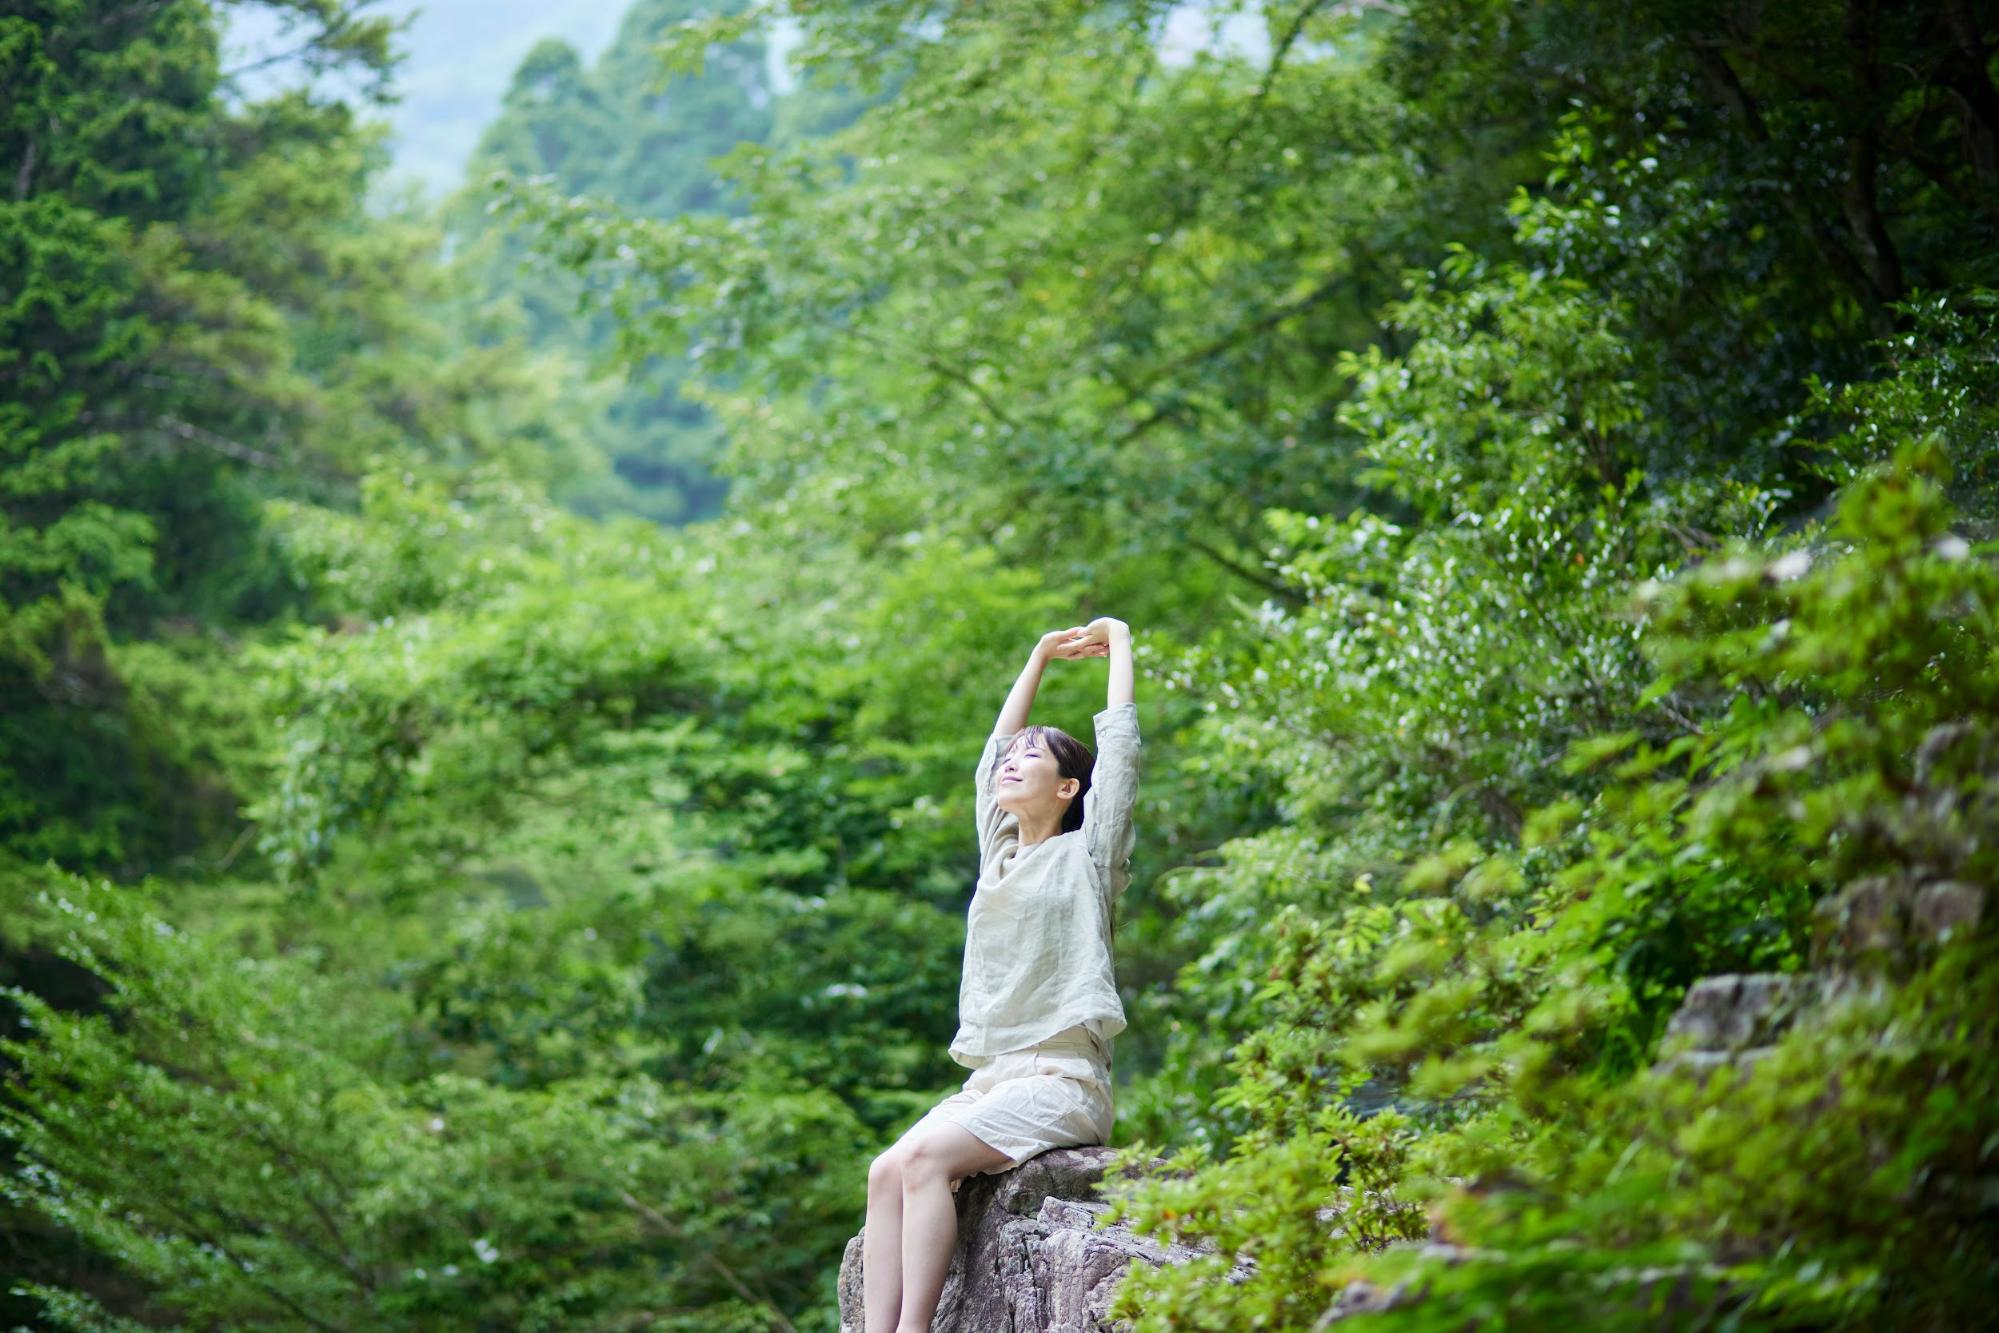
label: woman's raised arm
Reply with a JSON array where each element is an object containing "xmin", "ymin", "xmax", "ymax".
[
  {"xmin": 1056, "ymin": 617, "xmax": 1132, "ymax": 711},
  {"xmin": 993, "ymin": 627, "xmax": 1099, "ymax": 735},
  {"xmin": 1076, "ymin": 617, "xmax": 1139, "ymax": 873},
  {"xmin": 1098, "ymin": 618, "xmax": 1132, "ymax": 710}
]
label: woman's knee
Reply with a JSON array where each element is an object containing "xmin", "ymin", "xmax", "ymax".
[
  {"xmin": 899, "ymin": 1137, "xmax": 959, "ymax": 1188},
  {"xmin": 868, "ymin": 1147, "xmax": 904, "ymax": 1195}
]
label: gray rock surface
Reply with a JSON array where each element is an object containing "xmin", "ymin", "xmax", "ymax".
[
  {"xmin": 1667, "ymin": 972, "xmax": 1812, "ymax": 1045},
  {"xmin": 1812, "ymin": 873, "xmax": 1988, "ymax": 973},
  {"xmin": 836, "ymin": 1146, "xmax": 1252, "ymax": 1333},
  {"xmin": 1652, "ymin": 972, "xmax": 1818, "ymax": 1078}
]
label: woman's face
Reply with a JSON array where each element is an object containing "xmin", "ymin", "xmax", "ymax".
[{"xmin": 997, "ymin": 732, "xmax": 1077, "ymax": 814}]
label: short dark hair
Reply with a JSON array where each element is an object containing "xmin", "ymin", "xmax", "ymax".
[{"xmin": 1009, "ymin": 725, "xmax": 1096, "ymax": 835}]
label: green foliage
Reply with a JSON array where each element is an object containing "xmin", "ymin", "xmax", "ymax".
[
  {"xmin": 2, "ymin": 873, "xmax": 875, "ymax": 1331},
  {"xmin": 8, "ymin": 1, "xmax": 1999, "ymax": 1329},
  {"xmin": 443, "ymin": 0, "xmax": 807, "ymax": 525},
  {"xmin": 0, "ymin": 442, "xmax": 1099, "ymax": 1321},
  {"xmin": 489, "ymin": 0, "xmax": 1523, "ymax": 603},
  {"xmin": 0, "ymin": 1, "xmax": 611, "ymax": 876},
  {"xmin": 248, "ymin": 470, "xmax": 710, "ymax": 880},
  {"xmin": 1097, "ymin": 317, "xmax": 1999, "ymax": 1325}
]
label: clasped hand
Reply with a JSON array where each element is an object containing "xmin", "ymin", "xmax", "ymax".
[{"xmin": 1039, "ymin": 618, "xmax": 1124, "ymax": 660}]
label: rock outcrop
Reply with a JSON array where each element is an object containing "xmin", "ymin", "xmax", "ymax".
[
  {"xmin": 1651, "ymin": 971, "xmax": 1818, "ymax": 1078},
  {"xmin": 836, "ymin": 1146, "xmax": 1252, "ymax": 1333}
]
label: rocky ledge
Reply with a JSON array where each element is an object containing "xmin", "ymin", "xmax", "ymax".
[{"xmin": 836, "ymin": 1146, "xmax": 1251, "ymax": 1333}]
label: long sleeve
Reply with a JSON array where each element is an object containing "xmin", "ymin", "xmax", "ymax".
[
  {"xmin": 1081, "ymin": 702, "xmax": 1141, "ymax": 878},
  {"xmin": 974, "ymin": 729, "xmax": 1018, "ymax": 876},
  {"xmin": 954, "ymin": 713, "xmax": 1134, "ymax": 1064}
]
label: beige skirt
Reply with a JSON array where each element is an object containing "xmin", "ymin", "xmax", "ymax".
[{"xmin": 906, "ymin": 1024, "xmax": 1114, "ymax": 1178}]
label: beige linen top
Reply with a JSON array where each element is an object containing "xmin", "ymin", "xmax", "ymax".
[{"xmin": 948, "ymin": 702, "xmax": 1141, "ymax": 1069}]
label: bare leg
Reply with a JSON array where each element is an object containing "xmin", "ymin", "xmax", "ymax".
[
  {"xmin": 865, "ymin": 1120, "xmax": 974, "ymax": 1331},
  {"xmin": 862, "ymin": 1148, "xmax": 906, "ymax": 1333},
  {"xmin": 896, "ymin": 1122, "xmax": 1012, "ymax": 1333}
]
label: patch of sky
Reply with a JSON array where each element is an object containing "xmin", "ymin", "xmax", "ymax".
[{"xmin": 223, "ymin": 0, "xmax": 1276, "ymax": 204}]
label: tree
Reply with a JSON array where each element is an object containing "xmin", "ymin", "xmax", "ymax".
[{"xmin": 445, "ymin": 0, "xmax": 784, "ymax": 525}]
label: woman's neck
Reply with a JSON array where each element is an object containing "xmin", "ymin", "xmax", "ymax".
[{"xmin": 1014, "ymin": 810, "xmax": 1066, "ymax": 847}]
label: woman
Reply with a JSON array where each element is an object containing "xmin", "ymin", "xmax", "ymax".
[{"xmin": 861, "ymin": 616, "xmax": 1141, "ymax": 1333}]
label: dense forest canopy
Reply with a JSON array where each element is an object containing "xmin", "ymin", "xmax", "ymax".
[
  {"xmin": 3, "ymin": 0, "xmax": 1996, "ymax": 1329},
  {"xmin": 445, "ymin": 0, "xmax": 791, "ymax": 526}
]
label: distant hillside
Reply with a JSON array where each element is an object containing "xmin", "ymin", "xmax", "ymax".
[{"xmin": 438, "ymin": 0, "xmax": 867, "ymax": 525}]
